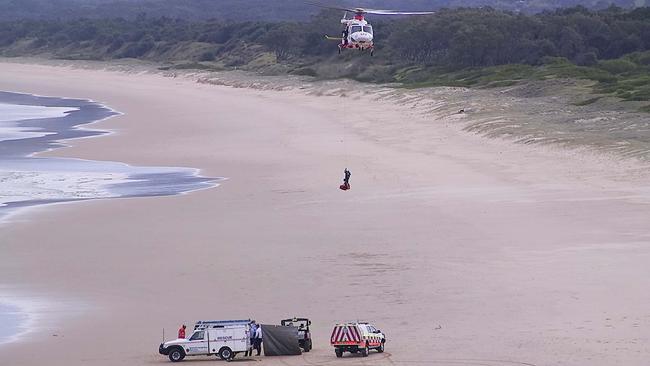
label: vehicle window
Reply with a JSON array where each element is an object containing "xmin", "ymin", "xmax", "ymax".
[
  {"xmin": 189, "ymin": 331, "xmax": 205, "ymax": 341},
  {"xmin": 363, "ymin": 26, "xmax": 373, "ymax": 34},
  {"xmin": 351, "ymin": 25, "xmax": 362, "ymax": 33}
]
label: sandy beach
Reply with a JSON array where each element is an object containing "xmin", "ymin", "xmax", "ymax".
[{"xmin": 1, "ymin": 61, "xmax": 650, "ymax": 366}]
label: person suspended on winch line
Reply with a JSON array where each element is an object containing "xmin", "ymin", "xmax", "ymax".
[{"xmin": 340, "ymin": 168, "xmax": 351, "ymax": 190}]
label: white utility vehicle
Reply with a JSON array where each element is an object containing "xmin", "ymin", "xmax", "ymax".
[
  {"xmin": 159, "ymin": 320, "xmax": 253, "ymax": 362},
  {"xmin": 330, "ymin": 322, "xmax": 385, "ymax": 358}
]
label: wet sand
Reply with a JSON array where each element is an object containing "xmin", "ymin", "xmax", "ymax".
[{"xmin": 1, "ymin": 61, "xmax": 650, "ymax": 366}]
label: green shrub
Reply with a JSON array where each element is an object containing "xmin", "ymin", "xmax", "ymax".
[
  {"xmin": 628, "ymin": 85, "xmax": 650, "ymax": 101},
  {"xmin": 198, "ymin": 51, "xmax": 215, "ymax": 61},
  {"xmin": 625, "ymin": 51, "xmax": 650, "ymax": 66},
  {"xmin": 573, "ymin": 97, "xmax": 602, "ymax": 106},
  {"xmin": 291, "ymin": 67, "xmax": 317, "ymax": 76},
  {"xmin": 598, "ymin": 59, "xmax": 637, "ymax": 74}
]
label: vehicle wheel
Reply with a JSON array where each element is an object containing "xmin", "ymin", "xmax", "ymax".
[
  {"xmin": 335, "ymin": 348, "xmax": 343, "ymax": 358},
  {"xmin": 338, "ymin": 47, "xmax": 341, "ymax": 55},
  {"xmin": 168, "ymin": 348, "xmax": 185, "ymax": 362},
  {"xmin": 218, "ymin": 347, "xmax": 233, "ymax": 361},
  {"xmin": 377, "ymin": 342, "xmax": 384, "ymax": 353},
  {"xmin": 370, "ymin": 49, "xmax": 374, "ymax": 56},
  {"xmin": 304, "ymin": 340, "xmax": 312, "ymax": 352},
  {"xmin": 360, "ymin": 344, "xmax": 369, "ymax": 357}
]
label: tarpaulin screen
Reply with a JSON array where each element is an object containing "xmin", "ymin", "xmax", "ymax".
[{"xmin": 261, "ymin": 324, "xmax": 301, "ymax": 356}]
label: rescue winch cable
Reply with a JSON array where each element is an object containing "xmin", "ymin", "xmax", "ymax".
[{"xmin": 339, "ymin": 88, "xmax": 351, "ymax": 191}]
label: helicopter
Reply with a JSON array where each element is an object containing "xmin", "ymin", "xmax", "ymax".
[{"xmin": 307, "ymin": 3, "xmax": 434, "ymax": 56}]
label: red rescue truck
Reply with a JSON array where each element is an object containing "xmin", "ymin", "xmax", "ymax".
[{"xmin": 330, "ymin": 322, "xmax": 385, "ymax": 358}]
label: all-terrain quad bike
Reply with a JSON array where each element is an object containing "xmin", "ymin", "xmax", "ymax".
[{"xmin": 281, "ymin": 317, "xmax": 312, "ymax": 352}]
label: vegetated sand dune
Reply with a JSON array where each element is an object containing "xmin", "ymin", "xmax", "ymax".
[{"xmin": 0, "ymin": 60, "xmax": 649, "ymax": 366}]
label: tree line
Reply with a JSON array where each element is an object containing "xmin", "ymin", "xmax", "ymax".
[
  {"xmin": 0, "ymin": 0, "xmax": 647, "ymax": 22},
  {"xmin": 0, "ymin": 6, "xmax": 648, "ymax": 70}
]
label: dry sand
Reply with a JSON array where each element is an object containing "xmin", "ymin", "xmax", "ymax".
[{"xmin": 1, "ymin": 61, "xmax": 650, "ymax": 366}]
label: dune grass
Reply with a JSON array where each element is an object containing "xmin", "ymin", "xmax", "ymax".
[
  {"xmin": 572, "ymin": 97, "xmax": 603, "ymax": 106},
  {"xmin": 393, "ymin": 52, "xmax": 650, "ymax": 112}
]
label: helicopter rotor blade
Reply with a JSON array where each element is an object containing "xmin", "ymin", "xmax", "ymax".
[
  {"xmin": 305, "ymin": 2, "xmax": 434, "ymax": 16},
  {"xmin": 363, "ymin": 9, "xmax": 435, "ymax": 15},
  {"xmin": 304, "ymin": 2, "xmax": 357, "ymax": 13}
]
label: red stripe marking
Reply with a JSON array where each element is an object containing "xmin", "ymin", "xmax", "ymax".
[{"xmin": 352, "ymin": 326, "xmax": 361, "ymax": 342}]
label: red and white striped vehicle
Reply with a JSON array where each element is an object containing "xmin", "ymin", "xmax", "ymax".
[{"xmin": 330, "ymin": 322, "xmax": 385, "ymax": 357}]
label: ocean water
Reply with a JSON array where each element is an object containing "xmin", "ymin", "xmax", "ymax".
[
  {"xmin": 0, "ymin": 91, "xmax": 219, "ymax": 215},
  {"xmin": 0, "ymin": 91, "xmax": 221, "ymax": 345},
  {"xmin": 0, "ymin": 303, "xmax": 29, "ymax": 345},
  {"xmin": 0, "ymin": 103, "xmax": 76, "ymax": 142}
]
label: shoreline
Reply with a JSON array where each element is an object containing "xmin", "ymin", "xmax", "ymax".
[
  {"xmin": 0, "ymin": 302, "xmax": 29, "ymax": 346},
  {"xmin": 0, "ymin": 293, "xmax": 53, "ymax": 347},
  {"xmin": 0, "ymin": 60, "xmax": 649, "ymax": 366},
  {"xmin": 17, "ymin": 93, "xmax": 122, "ymax": 158},
  {"xmin": 0, "ymin": 90, "xmax": 221, "ymax": 221},
  {"xmin": 0, "ymin": 286, "xmax": 90, "ymax": 349}
]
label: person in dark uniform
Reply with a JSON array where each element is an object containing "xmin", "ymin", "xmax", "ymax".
[
  {"xmin": 340, "ymin": 168, "xmax": 351, "ymax": 190},
  {"xmin": 254, "ymin": 325, "xmax": 263, "ymax": 356},
  {"xmin": 246, "ymin": 321, "xmax": 257, "ymax": 357}
]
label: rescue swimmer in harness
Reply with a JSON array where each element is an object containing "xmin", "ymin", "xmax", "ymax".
[{"xmin": 339, "ymin": 168, "xmax": 351, "ymax": 190}]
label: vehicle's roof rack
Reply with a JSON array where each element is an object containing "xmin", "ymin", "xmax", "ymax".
[
  {"xmin": 281, "ymin": 317, "xmax": 309, "ymax": 322},
  {"xmin": 334, "ymin": 321, "xmax": 369, "ymax": 326},
  {"xmin": 194, "ymin": 319, "xmax": 252, "ymax": 330}
]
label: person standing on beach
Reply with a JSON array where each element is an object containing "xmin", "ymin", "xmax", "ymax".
[
  {"xmin": 246, "ymin": 321, "xmax": 257, "ymax": 357},
  {"xmin": 178, "ymin": 324, "xmax": 186, "ymax": 339},
  {"xmin": 254, "ymin": 324, "xmax": 263, "ymax": 356}
]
